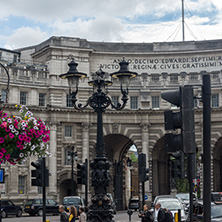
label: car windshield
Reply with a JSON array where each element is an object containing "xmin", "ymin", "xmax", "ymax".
[
  {"xmin": 63, "ymin": 198, "xmax": 80, "ymax": 205},
  {"xmin": 159, "ymin": 200, "xmax": 182, "ymax": 210},
  {"xmin": 176, "ymin": 193, "xmax": 189, "ymax": 200},
  {"xmin": 25, "ymin": 200, "xmax": 34, "ymax": 205},
  {"xmin": 212, "ymin": 194, "xmax": 222, "ymax": 202},
  {"xmin": 211, "ymin": 205, "xmax": 222, "ymax": 218}
]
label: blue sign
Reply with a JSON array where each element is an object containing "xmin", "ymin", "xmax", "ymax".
[
  {"xmin": 0, "ymin": 169, "xmax": 4, "ymax": 183},
  {"xmin": 144, "ymin": 195, "xmax": 148, "ymax": 200}
]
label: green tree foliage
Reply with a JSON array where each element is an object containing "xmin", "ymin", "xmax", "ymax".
[{"xmin": 130, "ymin": 153, "xmax": 138, "ymax": 162}]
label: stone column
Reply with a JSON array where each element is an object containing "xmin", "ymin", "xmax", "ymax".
[
  {"xmin": 49, "ymin": 124, "xmax": 57, "ymax": 196},
  {"xmin": 141, "ymin": 123, "xmax": 151, "ymax": 200},
  {"xmin": 8, "ymin": 164, "xmax": 19, "ymax": 196},
  {"xmin": 81, "ymin": 123, "xmax": 90, "ymax": 200}
]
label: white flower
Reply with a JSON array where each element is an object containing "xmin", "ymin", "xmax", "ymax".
[
  {"xmin": 31, "ymin": 146, "xmax": 35, "ymax": 151},
  {"xmin": 19, "ymin": 153, "xmax": 24, "ymax": 158},
  {"xmin": 24, "ymin": 142, "xmax": 28, "ymax": 145},
  {"xmin": 49, "ymin": 153, "xmax": 52, "ymax": 157},
  {"xmin": 15, "ymin": 131, "xmax": 19, "ymax": 135},
  {"xmin": 9, "ymin": 125, "xmax": 14, "ymax": 129},
  {"xmin": 7, "ymin": 119, "xmax": 12, "ymax": 123},
  {"xmin": 34, "ymin": 126, "xmax": 38, "ymax": 130}
]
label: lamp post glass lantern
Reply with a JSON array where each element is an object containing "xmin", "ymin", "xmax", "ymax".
[{"xmin": 60, "ymin": 58, "xmax": 137, "ymax": 222}]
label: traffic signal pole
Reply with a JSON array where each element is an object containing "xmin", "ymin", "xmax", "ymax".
[
  {"xmin": 42, "ymin": 157, "xmax": 46, "ymax": 222},
  {"xmin": 202, "ymin": 74, "xmax": 211, "ymax": 222}
]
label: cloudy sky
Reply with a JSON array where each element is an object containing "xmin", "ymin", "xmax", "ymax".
[{"xmin": 0, "ymin": 0, "xmax": 222, "ymax": 49}]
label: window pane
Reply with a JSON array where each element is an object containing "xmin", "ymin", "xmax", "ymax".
[
  {"xmin": 1, "ymin": 89, "xmax": 7, "ymax": 103},
  {"xmin": 152, "ymin": 96, "xmax": 159, "ymax": 109},
  {"xmin": 20, "ymin": 92, "xmax": 27, "ymax": 105},
  {"xmin": 66, "ymin": 94, "xmax": 73, "ymax": 107},
  {"xmin": 111, "ymin": 96, "xmax": 119, "ymax": 108},
  {"xmin": 18, "ymin": 176, "xmax": 26, "ymax": 194},
  {"xmin": 212, "ymin": 94, "xmax": 219, "ymax": 108},
  {"xmin": 39, "ymin": 93, "xmax": 46, "ymax": 106},
  {"xmin": 130, "ymin": 97, "xmax": 138, "ymax": 110},
  {"xmin": 65, "ymin": 150, "xmax": 71, "ymax": 165},
  {"xmin": 65, "ymin": 126, "xmax": 72, "ymax": 137}
]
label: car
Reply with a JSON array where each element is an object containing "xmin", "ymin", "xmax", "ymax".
[
  {"xmin": 24, "ymin": 198, "xmax": 59, "ymax": 216},
  {"xmin": 129, "ymin": 197, "xmax": 140, "ymax": 211},
  {"xmin": 0, "ymin": 200, "xmax": 22, "ymax": 218},
  {"xmin": 107, "ymin": 193, "xmax": 117, "ymax": 214},
  {"xmin": 211, "ymin": 192, "xmax": 222, "ymax": 203},
  {"xmin": 152, "ymin": 195, "xmax": 188, "ymax": 221},
  {"xmin": 63, "ymin": 196, "xmax": 85, "ymax": 215},
  {"xmin": 197, "ymin": 201, "xmax": 222, "ymax": 221},
  {"xmin": 175, "ymin": 192, "xmax": 198, "ymax": 212}
]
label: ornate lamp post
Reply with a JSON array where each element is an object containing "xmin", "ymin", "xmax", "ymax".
[
  {"xmin": 60, "ymin": 58, "xmax": 137, "ymax": 222},
  {"xmin": 67, "ymin": 145, "xmax": 78, "ymax": 196}
]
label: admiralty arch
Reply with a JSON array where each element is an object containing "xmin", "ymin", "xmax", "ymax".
[{"xmin": 1, "ymin": 37, "xmax": 222, "ymax": 209}]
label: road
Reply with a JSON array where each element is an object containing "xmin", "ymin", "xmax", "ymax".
[{"xmin": 3, "ymin": 211, "xmax": 141, "ymax": 222}]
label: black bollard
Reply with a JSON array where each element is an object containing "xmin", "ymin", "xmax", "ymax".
[{"xmin": 127, "ymin": 209, "xmax": 133, "ymax": 222}]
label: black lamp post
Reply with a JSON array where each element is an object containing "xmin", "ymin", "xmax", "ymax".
[
  {"xmin": 67, "ymin": 146, "xmax": 78, "ymax": 196},
  {"xmin": 60, "ymin": 58, "xmax": 137, "ymax": 222},
  {"xmin": 0, "ymin": 62, "xmax": 10, "ymax": 222}
]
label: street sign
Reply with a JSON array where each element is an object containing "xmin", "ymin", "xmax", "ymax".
[
  {"xmin": 144, "ymin": 195, "xmax": 148, "ymax": 200},
  {"xmin": 0, "ymin": 169, "xmax": 4, "ymax": 183}
]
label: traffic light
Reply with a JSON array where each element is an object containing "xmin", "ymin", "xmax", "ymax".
[
  {"xmin": 77, "ymin": 163, "xmax": 86, "ymax": 185},
  {"xmin": 138, "ymin": 153, "xmax": 149, "ymax": 183},
  {"xmin": 161, "ymin": 85, "xmax": 195, "ymax": 154},
  {"xmin": 31, "ymin": 159, "xmax": 43, "ymax": 186},
  {"xmin": 171, "ymin": 151, "xmax": 185, "ymax": 179}
]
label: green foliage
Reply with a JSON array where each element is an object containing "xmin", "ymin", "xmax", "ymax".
[{"xmin": 130, "ymin": 153, "xmax": 138, "ymax": 162}]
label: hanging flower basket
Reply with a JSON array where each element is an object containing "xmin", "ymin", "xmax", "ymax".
[{"xmin": 0, "ymin": 105, "xmax": 51, "ymax": 165}]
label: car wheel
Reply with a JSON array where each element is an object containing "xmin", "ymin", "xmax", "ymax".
[
  {"xmin": 1, "ymin": 210, "xmax": 7, "ymax": 218},
  {"xmin": 16, "ymin": 209, "xmax": 22, "ymax": 217},
  {"xmin": 38, "ymin": 209, "xmax": 43, "ymax": 216}
]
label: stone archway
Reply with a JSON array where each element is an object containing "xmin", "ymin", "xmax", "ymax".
[
  {"xmin": 213, "ymin": 137, "xmax": 222, "ymax": 191},
  {"xmin": 152, "ymin": 136, "xmax": 170, "ymax": 198},
  {"xmin": 104, "ymin": 134, "xmax": 138, "ymax": 210}
]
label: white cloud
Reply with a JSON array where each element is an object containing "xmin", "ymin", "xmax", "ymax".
[{"xmin": 4, "ymin": 27, "xmax": 48, "ymax": 49}]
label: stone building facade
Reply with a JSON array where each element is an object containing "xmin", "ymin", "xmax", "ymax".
[{"xmin": 1, "ymin": 37, "xmax": 222, "ymax": 209}]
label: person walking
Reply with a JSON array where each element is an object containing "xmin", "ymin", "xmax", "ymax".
[
  {"xmin": 138, "ymin": 204, "xmax": 154, "ymax": 222},
  {"xmin": 79, "ymin": 206, "xmax": 87, "ymax": 222},
  {"xmin": 59, "ymin": 205, "xmax": 69, "ymax": 222},
  {"xmin": 155, "ymin": 203, "xmax": 165, "ymax": 222},
  {"xmin": 69, "ymin": 205, "xmax": 77, "ymax": 222}
]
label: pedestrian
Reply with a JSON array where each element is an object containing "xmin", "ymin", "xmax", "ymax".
[
  {"xmin": 59, "ymin": 205, "xmax": 69, "ymax": 222},
  {"xmin": 163, "ymin": 208, "xmax": 173, "ymax": 222},
  {"xmin": 138, "ymin": 204, "xmax": 154, "ymax": 222},
  {"xmin": 155, "ymin": 203, "xmax": 165, "ymax": 222},
  {"xmin": 69, "ymin": 205, "xmax": 77, "ymax": 222},
  {"xmin": 79, "ymin": 206, "xmax": 87, "ymax": 222}
]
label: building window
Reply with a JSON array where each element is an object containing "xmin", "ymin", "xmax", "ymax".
[
  {"xmin": 13, "ymin": 55, "xmax": 17, "ymax": 63},
  {"xmin": 111, "ymin": 96, "xmax": 119, "ymax": 108},
  {"xmin": 151, "ymin": 75, "xmax": 159, "ymax": 82},
  {"xmin": 194, "ymin": 98, "xmax": 198, "ymax": 108},
  {"xmin": 65, "ymin": 126, "xmax": 72, "ymax": 137},
  {"xmin": 152, "ymin": 96, "xmax": 160, "ymax": 109},
  {"xmin": 39, "ymin": 93, "xmax": 46, "ymax": 107},
  {"xmin": 18, "ymin": 176, "xmax": 26, "ymax": 194},
  {"xmin": 65, "ymin": 149, "xmax": 71, "ymax": 165},
  {"xmin": 20, "ymin": 92, "xmax": 27, "ymax": 105},
  {"xmin": 66, "ymin": 94, "xmax": 73, "ymax": 107},
  {"xmin": 1, "ymin": 89, "xmax": 7, "ymax": 103},
  {"xmin": 130, "ymin": 96, "xmax": 138, "ymax": 110},
  {"xmin": 0, "ymin": 52, "xmax": 2, "ymax": 60},
  {"xmin": 190, "ymin": 74, "xmax": 198, "ymax": 81},
  {"xmin": 212, "ymin": 73, "xmax": 219, "ymax": 79},
  {"xmin": 170, "ymin": 75, "xmax": 178, "ymax": 82},
  {"xmin": 212, "ymin": 94, "xmax": 219, "ymax": 108}
]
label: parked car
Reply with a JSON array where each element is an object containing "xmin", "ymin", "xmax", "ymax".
[
  {"xmin": 129, "ymin": 197, "xmax": 140, "ymax": 211},
  {"xmin": 24, "ymin": 198, "xmax": 59, "ymax": 216},
  {"xmin": 1, "ymin": 200, "xmax": 22, "ymax": 218},
  {"xmin": 152, "ymin": 195, "xmax": 188, "ymax": 222},
  {"xmin": 63, "ymin": 196, "xmax": 85, "ymax": 215},
  {"xmin": 211, "ymin": 192, "xmax": 222, "ymax": 203},
  {"xmin": 107, "ymin": 193, "xmax": 117, "ymax": 214}
]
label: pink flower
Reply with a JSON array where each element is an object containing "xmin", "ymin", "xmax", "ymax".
[
  {"xmin": 9, "ymin": 133, "xmax": 14, "ymax": 139},
  {"xmin": 0, "ymin": 152, "xmax": 3, "ymax": 159},
  {"xmin": 25, "ymin": 137, "xmax": 31, "ymax": 142},
  {"xmin": 16, "ymin": 141, "xmax": 21, "ymax": 148},
  {"xmin": 3, "ymin": 113, "xmax": 7, "ymax": 118},
  {"xmin": 0, "ymin": 138, "xmax": 4, "ymax": 143},
  {"xmin": 5, "ymin": 127, "xmax": 10, "ymax": 132},
  {"xmin": 2, "ymin": 122, "xmax": 7, "ymax": 127},
  {"xmin": 20, "ymin": 145, "xmax": 24, "ymax": 150},
  {"xmin": 18, "ymin": 135, "xmax": 24, "ymax": 141},
  {"xmin": 1, "ymin": 148, "xmax": 6, "ymax": 153},
  {"xmin": 5, "ymin": 154, "xmax": 10, "ymax": 160}
]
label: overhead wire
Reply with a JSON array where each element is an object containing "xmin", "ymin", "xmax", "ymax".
[{"xmin": 165, "ymin": 23, "xmax": 181, "ymax": 42}]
